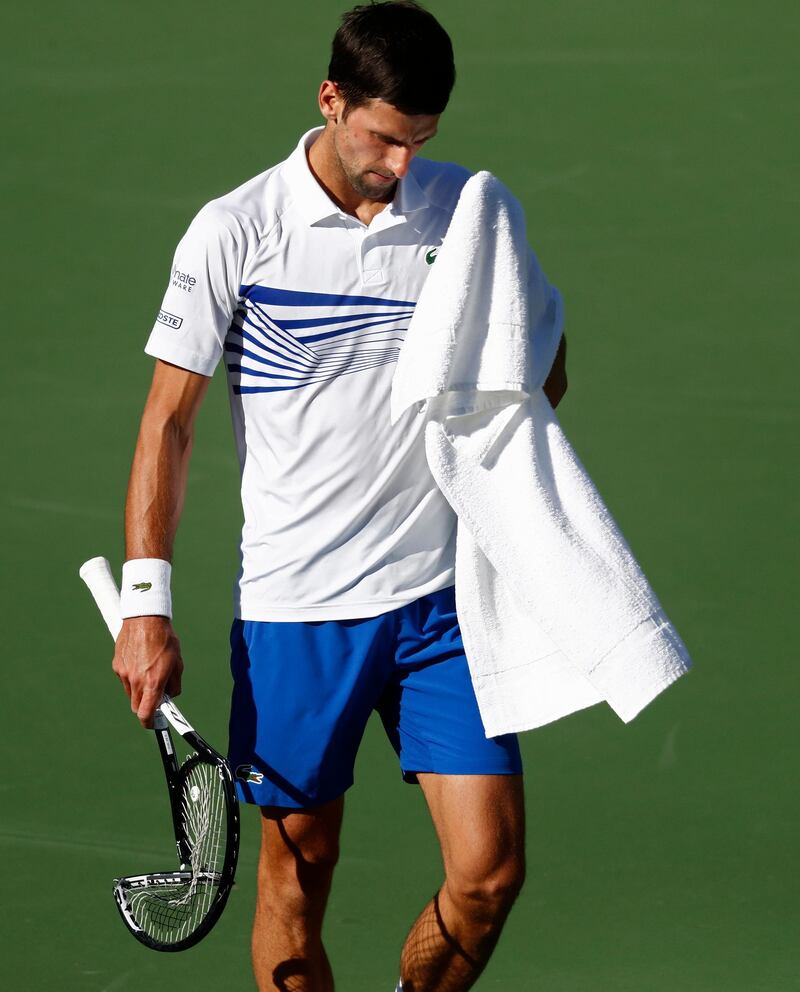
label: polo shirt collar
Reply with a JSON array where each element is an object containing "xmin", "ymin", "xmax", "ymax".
[
  {"xmin": 392, "ymin": 163, "xmax": 428, "ymax": 217},
  {"xmin": 282, "ymin": 126, "xmax": 430, "ymax": 227},
  {"xmin": 282, "ymin": 127, "xmax": 339, "ymax": 225}
]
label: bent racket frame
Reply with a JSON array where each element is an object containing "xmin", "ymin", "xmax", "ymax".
[
  {"xmin": 114, "ymin": 696, "xmax": 240, "ymax": 951},
  {"xmin": 79, "ymin": 556, "xmax": 241, "ymax": 952}
]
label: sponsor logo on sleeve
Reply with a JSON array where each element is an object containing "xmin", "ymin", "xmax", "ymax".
[
  {"xmin": 157, "ymin": 309, "xmax": 183, "ymax": 329},
  {"xmin": 171, "ymin": 266, "xmax": 196, "ymax": 292}
]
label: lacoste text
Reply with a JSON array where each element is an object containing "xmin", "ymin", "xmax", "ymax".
[{"xmin": 157, "ymin": 309, "xmax": 183, "ymax": 329}]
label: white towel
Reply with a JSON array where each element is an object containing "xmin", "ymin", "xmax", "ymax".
[
  {"xmin": 391, "ymin": 171, "xmax": 563, "ymax": 420},
  {"xmin": 393, "ymin": 171, "xmax": 692, "ymax": 735}
]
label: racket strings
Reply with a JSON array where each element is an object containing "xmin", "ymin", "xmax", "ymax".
[
  {"xmin": 174, "ymin": 760, "xmax": 215, "ymax": 904},
  {"xmin": 119, "ymin": 759, "xmax": 229, "ymax": 945},
  {"xmin": 176, "ymin": 760, "xmax": 226, "ymax": 925}
]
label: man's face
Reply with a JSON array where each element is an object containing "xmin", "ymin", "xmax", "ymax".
[{"xmin": 330, "ymin": 98, "xmax": 439, "ymax": 201}]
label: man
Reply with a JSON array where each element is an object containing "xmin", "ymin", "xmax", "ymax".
[{"xmin": 113, "ymin": 3, "xmax": 567, "ymax": 990}]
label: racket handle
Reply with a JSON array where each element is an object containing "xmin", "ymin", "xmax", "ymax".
[
  {"xmin": 159, "ymin": 695, "xmax": 195, "ymax": 735},
  {"xmin": 79, "ymin": 556, "xmax": 123, "ymax": 640}
]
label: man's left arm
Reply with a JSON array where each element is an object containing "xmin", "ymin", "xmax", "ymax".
[
  {"xmin": 543, "ymin": 332, "xmax": 567, "ymax": 408},
  {"xmin": 526, "ymin": 243, "xmax": 567, "ymax": 408}
]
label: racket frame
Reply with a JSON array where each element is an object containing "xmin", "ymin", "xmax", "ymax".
[{"xmin": 114, "ymin": 712, "xmax": 241, "ymax": 951}]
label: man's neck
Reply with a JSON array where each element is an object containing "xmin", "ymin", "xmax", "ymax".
[{"xmin": 306, "ymin": 127, "xmax": 393, "ymax": 227}]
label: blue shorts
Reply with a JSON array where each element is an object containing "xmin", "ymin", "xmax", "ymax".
[{"xmin": 228, "ymin": 585, "xmax": 522, "ymax": 808}]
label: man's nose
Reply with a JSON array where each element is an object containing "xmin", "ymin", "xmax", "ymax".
[{"xmin": 386, "ymin": 146, "xmax": 414, "ymax": 178}]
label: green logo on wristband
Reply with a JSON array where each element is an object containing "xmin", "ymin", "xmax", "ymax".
[{"xmin": 131, "ymin": 581, "xmax": 153, "ymax": 592}]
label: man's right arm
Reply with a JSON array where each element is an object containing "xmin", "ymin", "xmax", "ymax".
[{"xmin": 113, "ymin": 359, "xmax": 211, "ymax": 728}]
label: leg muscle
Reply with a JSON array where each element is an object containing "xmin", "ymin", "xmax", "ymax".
[
  {"xmin": 253, "ymin": 797, "xmax": 344, "ymax": 992},
  {"xmin": 400, "ymin": 775, "xmax": 525, "ymax": 992}
]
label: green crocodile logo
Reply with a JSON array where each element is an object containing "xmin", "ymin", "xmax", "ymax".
[
  {"xmin": 235, "ymin": 764, "xmax": 264, "ymax": 785},
  {"xmin": 131, "ymin": 581, "xmax": 152, "ymax": 592},
  {"xmin": 425, "ymin": 247, "xmax": 439, "ymax": 265}
]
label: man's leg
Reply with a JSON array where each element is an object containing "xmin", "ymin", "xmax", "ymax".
[
  {"xmin": 252, "ymin": 797, "xmax": 344, "ymax": 992},
  {"xmin": 399, "ymin": 774, "xmax": 525, "ymax": 992}
]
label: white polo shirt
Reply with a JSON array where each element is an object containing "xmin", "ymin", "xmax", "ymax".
[{"xmin": 145, "ymin": 127, "xmax": 561, "ymax": 621}]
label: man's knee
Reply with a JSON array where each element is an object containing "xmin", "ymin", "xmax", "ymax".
[
  {"xmin": 421, "ymin": 773, "xmax": 526, "ymax": 925},
  {"xmin": 446, "ymin": 854, "xmax": 526, "ymax": 921}
]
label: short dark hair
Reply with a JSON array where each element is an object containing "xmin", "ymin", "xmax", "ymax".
[{"xmin": 328, "ymin": 1, "xmax": 455, "ymax": 116}]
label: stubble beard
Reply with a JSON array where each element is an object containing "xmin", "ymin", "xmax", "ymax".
[
  {"xmin": 349, "ymin": 168, "xmax": 397, "ymax": 201},
  {"xmin": 334, "ymin": 135, "xmax": 397, "ymax": 202}
]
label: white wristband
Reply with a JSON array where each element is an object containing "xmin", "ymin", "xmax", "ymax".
[{"xmin": 120, "ymin": 558, "xmax": 173, "ymax": 619}]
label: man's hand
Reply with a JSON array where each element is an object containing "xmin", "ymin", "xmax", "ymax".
[
  {"xmin": 112, "ymin": 616, "xmax": 184, "ymax": 728},
  {"xmin": 543, "ymin": 333, "xmax": 568, "ymax": 409}
]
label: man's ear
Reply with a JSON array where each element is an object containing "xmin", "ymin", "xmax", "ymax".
[{"xmin": 318, "ymin": 80, "xmax": 343, "ymax": 124}]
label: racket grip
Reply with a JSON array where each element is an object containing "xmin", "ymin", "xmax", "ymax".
[{"xmin": 79, "ymin": 556, "xmax": 123, "ymax": 641}]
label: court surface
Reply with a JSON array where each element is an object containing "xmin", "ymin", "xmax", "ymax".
[{"xmin": 1, "ymin": 1, "xmax": 797, "ymax": 989}]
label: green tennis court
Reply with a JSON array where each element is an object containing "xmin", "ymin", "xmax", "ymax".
[{"xmin": 2, "ymin": 1, "xmax": 796, "ymax": 989}]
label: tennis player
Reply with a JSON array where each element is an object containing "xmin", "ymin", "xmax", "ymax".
[{"xmin": 113, "ymin": 3, "xmax": 567, "ymax": 990}]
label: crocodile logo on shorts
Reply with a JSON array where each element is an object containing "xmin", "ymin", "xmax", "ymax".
[
  {"xmin": 131, "ymin": 581, "xmax": 152, "ymax": 592},
  {"xmin": 235, "ymin": 764, "xmax": 264, "ymax": 785},
  {"xmin": 425, "ymin": 247, "xmax": 439, "ymax": 265}
]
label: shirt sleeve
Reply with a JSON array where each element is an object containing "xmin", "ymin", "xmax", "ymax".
[
  {"xmin": 526, "ymin": 245, "xmax": 564, "ymax": 392},
  {"xmin": 144, "ymin": 203, "xmax": 244, "ymax": 376}
]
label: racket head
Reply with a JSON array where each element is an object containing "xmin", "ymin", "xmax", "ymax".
[{"xmin": 114, "ymin": 736, "xmax": 240, "ymax": 952}]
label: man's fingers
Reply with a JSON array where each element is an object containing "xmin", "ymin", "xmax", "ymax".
[
  {"xmin": 112, "ymin": 649, "xmax": 132, "ymax": 698},
  {"xmin": 165, "ymin": 669, "xmax": 183, "ymax": 698},
  {"xmin": 137, "ymin": 684, "xmax": 164, "ymax": 729},
  {"xmin": 113, "ymin": 618, "xmax": 183, "ymax": 725},
  {"xmin": 129, "ymin": 681, "xmax": 142, "ymax": 715},
  {"xmin": 165, "ymin": 653, "xmax": 184, "ymax": 698},
  {"xmin": 113, "ymin": 655, "xmax": 132, "ymax": 698}
]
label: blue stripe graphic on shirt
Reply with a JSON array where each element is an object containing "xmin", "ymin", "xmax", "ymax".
[
  {"xmin": 241, "ymin": 284, "xmax": 416, "ymax": 309},
  {"xmin": 226, "ymin": 285, "xmax": 416, "ymax": 394},
  {"xmin": 277, "ymin": 310, "xmax": 413, "ymax": 330}
]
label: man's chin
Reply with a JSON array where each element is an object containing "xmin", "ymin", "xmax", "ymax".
[{"xmin": 353, "ymin": 173, "xmax": 398, "ymax": 201}]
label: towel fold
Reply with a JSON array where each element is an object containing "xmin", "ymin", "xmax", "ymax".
[{"xmin": 393, "ymin": 171, "xmax": 691, "ymax": 735}]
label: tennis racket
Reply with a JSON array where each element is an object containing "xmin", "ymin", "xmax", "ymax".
[{"xmin": 79, "ymin": 556, "xmax": 240, "ymax": 952}]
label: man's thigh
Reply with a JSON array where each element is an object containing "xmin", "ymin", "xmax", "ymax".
[
  {"xmin": 258, "ymin": 797, "xmax": 345, "ymax": 880},
  {"xmin": 377, "ymin": 587, "xmax": 523, "ymax": 782},
  {"xmin": 228, "ymin": 615, "xmax": 393, "ymax": 808},
  {"xmin": 417, "ymin": 774, "xmax": 525, "ymax": 882}
]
